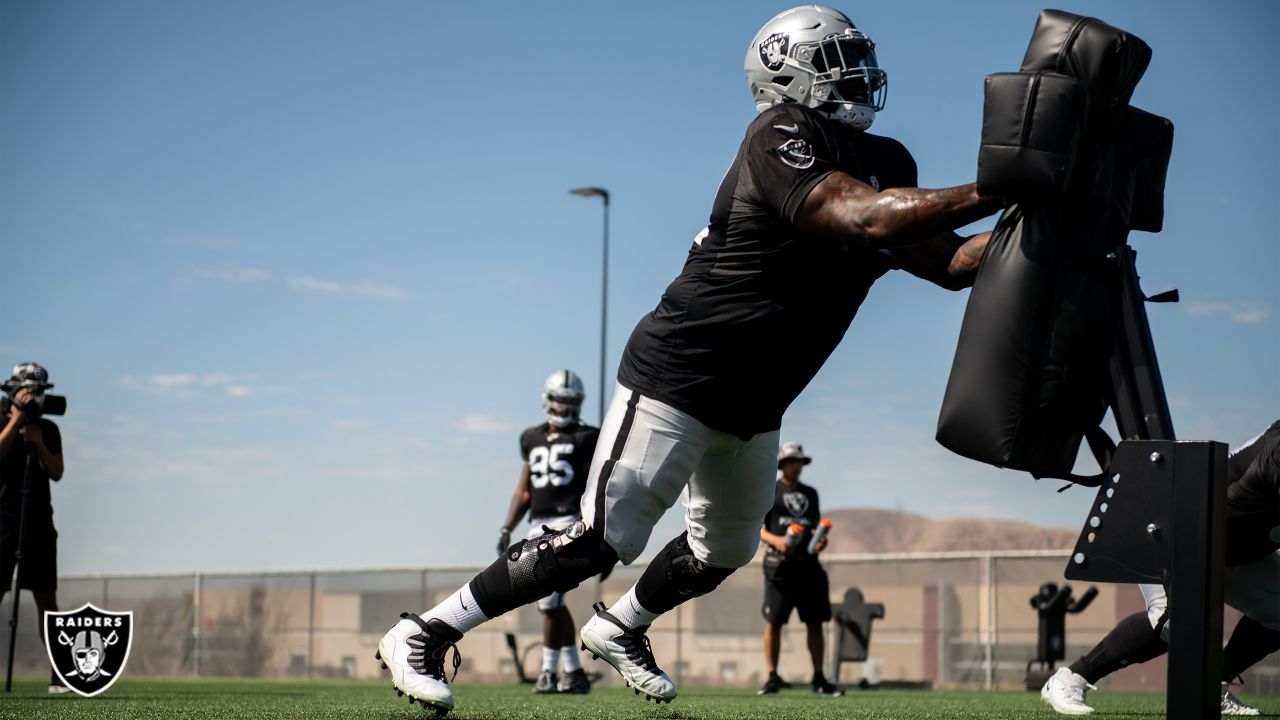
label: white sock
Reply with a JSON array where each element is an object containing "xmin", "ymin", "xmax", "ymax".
[
  {"xmin": 561, "ymin": 645, "xmax": 582, "ymax": 672},
  {"xmin": 542, "ymin": 646, "xmax": 561, "ymax": 673},
  {"xmin": 422, "ymin": 584, "xmax": 488, "ymax": 634},
  {"xmin": 606, "ymin": 585, "xmax": 660, "ymax": 629}
]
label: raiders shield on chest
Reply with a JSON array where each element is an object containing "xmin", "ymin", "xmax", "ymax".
[{"xmin": 44, "ymin": 603, "xmax": 133, "ymax": 697}]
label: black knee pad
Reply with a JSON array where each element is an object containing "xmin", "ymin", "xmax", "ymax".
[
  {"xmin": 470, "ymin": 521, "xmax": 617, "ymax": 618},
  {"xmin": 635, "ymin": 532, "xmax": 736, "ymax": 615}
]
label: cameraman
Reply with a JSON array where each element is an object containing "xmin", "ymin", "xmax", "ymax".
[{"xmin": 0, "ymin": 363, "xmax": 66, "ymax": 693}]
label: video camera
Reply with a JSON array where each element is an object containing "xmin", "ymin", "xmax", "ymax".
[{"xmin": 0, "ymin": 379, "xmax": 66, "ymax": 420}]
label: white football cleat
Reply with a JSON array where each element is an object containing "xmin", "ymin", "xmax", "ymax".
[
  {"xmin": 376, "ymin": 613, "xmax": 462, "ymax": 716},
  {"xmin": 1041, "ymin": 666, "xmax": 1096, "ymax": 715},
  {"xmin": 1221, "ymin": 683, "xmax": 1260, "ymax": 716},
  {"xmin": 580, "ymin": 602, "xmax": 676, "ymax": 703}
]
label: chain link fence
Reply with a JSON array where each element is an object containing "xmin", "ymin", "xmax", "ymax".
[{"xmin": 6, "ymin": 550, "xmax": 1277, "ymax": 693}]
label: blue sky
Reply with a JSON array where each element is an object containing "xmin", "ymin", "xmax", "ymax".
[{"xmin": 2, "ymin": 0, "xmax": 1275, "ymax": 574}]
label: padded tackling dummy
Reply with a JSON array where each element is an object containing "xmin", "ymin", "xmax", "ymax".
[
  {"xmin": 977, "ymin": 71, "xmax": 1085, "ymax": 200},
  {"xmin": 937, "ymin": 10, "xmax": 1172, "ymax": 474}
]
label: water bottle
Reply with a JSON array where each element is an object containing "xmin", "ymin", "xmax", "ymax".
[
  {"xmin": 807, "ymin": 518, "xmax": 832, "ymax": 554},
  {"xmin": 784, "ymin": 523, "xmax": 805, "ymax": 551}
]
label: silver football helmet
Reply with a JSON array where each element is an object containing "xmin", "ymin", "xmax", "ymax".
[
  {"xmin": 745, "ymin": 5, "xmax": 888, "ymax": 131},
  {"xmin": 542, "ymin": 369, "xmax": 585, "ymax": 428}
]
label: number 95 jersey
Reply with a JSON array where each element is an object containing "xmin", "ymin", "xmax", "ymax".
[{"xmin": 519, "ymin": 422, "xmax": 601, "ymax": 519}]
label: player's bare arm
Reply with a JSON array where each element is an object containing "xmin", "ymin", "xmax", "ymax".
[
  {"xmin": 893, "ymin": 231, "xmax": 993, "ymax": 291},
  {"xmin": 501, "ymin": 463, "xmax": 532, "ymax": 532},
  {"xmin": 497, "ymin": 463, "xmax": 532, "ymax": 555},
  {"xmin": 0, "ymin": 401, "xmax": 23, "ymax": 457},
  {"xmin": 760, "ymin": 527, "xmax": 789, "ymax": 554},
  {"xmin": 23, "ymin": 423, "xmax": 63, "ymax": 481},
  {"xmin": 797, "ymin": 172, "xmax": 1002, "ymax": 251}
]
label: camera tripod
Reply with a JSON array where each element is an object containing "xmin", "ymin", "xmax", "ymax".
[{"xmin": 4, "ymin": 441, "xmax": 40, "ymax": 692}]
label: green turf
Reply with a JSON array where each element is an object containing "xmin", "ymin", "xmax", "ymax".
[{"xmin": 3, "ymin": 678, "xmax": 1277, "ymax": 719}]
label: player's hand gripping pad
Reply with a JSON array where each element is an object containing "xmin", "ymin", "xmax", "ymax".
[
  {"xmin": 977, "ymin": 71, "xmax": 1085, "ymax": 200},
  {"xmin": 937, "ymin": 11, "xmax": 1170, "ymax": 475}
]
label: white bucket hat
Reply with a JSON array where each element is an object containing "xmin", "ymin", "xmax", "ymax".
[{"xmin": 777, "ymin": 441, "xmax": 812, "ymax": 469}]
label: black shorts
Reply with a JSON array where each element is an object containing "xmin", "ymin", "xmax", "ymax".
[
  {"xmin": 762, "ymin": 559, "xmax": 831, "ymax": 625},
  {"xmin": 0, "ymin": 519, "xmax": 58, "ymax": 594}
]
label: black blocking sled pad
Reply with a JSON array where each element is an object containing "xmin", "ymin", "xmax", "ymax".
[{"xmin": 936, "ymin": 10, "xmax": 1173, "ymax": 475}]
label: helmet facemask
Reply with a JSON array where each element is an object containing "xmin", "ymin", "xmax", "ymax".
[
  {"xmin": 543, "ymin": 392, "xmax": 583, "ymax": 428},
  {"xmin": 803, "ymin": 31, "xmax": 887, "ymax": 131},
  {"xmin": 541, "ymin": 370, "xmax": 585, "ymax": 428}
]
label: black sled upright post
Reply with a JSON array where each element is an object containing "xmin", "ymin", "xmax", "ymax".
[{"xmin": 1064, "ymin": 246, "xmax": 1226, "ymax": 720}]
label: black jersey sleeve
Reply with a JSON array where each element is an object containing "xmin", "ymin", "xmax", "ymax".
[
  {"xmin": 41, "ymin": 419, "xmax": 62, "ymax": 456},
  {"xmin": 742, "ymin": 105, "xmax": 840, "ymax": 224}
]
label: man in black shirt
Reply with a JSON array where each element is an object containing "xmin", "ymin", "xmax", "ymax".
[
  {"xmin": 0, "ymin": 363, "xmax": 67, "ymax": 694},
  {"xmin": 758, "ymin": 442, "xmax": 839, "ymax": 695},
  {"xmin": 377, "ymin": 7, "xmax": 1002, "ymax": 714},
  {"xmin": 497, "ymin": 370, "xmax": 598, "ymax": 694},
  {"xmin": 1042, "ymin": 420, "xmax": 1280, "ymax": 716}
]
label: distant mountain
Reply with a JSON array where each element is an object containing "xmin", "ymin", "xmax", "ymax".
[{"xmin": 820, "ymin": 507, "xmax": 1077, "ymax": 554}]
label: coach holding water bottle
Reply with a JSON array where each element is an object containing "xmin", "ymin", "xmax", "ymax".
[{"xmin": 758, "ymin": 442, "xmax": 839, "ymax": 696}]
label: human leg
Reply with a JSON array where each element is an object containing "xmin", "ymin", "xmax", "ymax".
[
  {"xmin": 1218, "ymin": 553, "xmax": 1280, "ymax": 716},
  {"xmin": 759, "ymin": 574, "xmax": 792, "ymax": 693},
  {"xmin": 759, "ymin": 622, "xmax": 784, "ymax": 694},
  {"xmin": 1045, "ymin": 586, "xmax": 1167, "ymax": 715},
  {"xmin": 1222, "ymin": 614, "xmax": 1280, "ymax": 683},
  {"xmin": 533, "ymin": 604, "xmax": 570, "ymax": 693},
  {"xmin": 581, "ymin": 422, "xmax": 776, "ymax": 702},
  {"xmin": 1068, "ymin": 610, "xmax": 1167, "ymax": 684}
]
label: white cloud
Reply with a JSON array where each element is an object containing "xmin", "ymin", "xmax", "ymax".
[
  {"xmin": 456, "ymin": 413, "xmax": 516, "ymax": 433},
  {"xmin": 1182, "ymin": 301, "xmax": 1270, "ymax": 324},
  {"xmin": 119, "ymin": 372, "xmax": 261, "ymax": 399},
  {"xmin": 287, "ymin": 276, "xmax": 413, "ymax": 301},
  {"xmin": 194, "ymin": 267, "xmax": 271, "ymax": 283}
]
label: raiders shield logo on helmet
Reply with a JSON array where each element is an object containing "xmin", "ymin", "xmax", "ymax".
[
  {"xmin": 783, "ymin": 491, "xmax": 810, "ymax": 516},
  {"xmin": 44, "ymin": 603, "xmax": 133, "ymax": 697},
  {"xmin": 758, "ymin": 32, "xmax": 789, "ymax": 72}
]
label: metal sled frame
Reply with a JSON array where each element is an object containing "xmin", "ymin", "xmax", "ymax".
[{"xmin": 1064, "ymin": 246, "xmax": 1226, "ymax": 719}]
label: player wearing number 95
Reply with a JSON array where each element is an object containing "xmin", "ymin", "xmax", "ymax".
[{"xmin": 496, "ymin": 370, "xmax": 599, "ymax": 695}]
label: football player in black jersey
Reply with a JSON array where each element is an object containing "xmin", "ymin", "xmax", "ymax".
[
  {"xmin": 758, "ymin": 443, "xmax": 840, "ymax": 696},
  {"xmin": 496, "ymin": 370, "xmax": 599, "ymax": 694},
  {"xmin": 376, "ymin": 7, "xmax": 1003, "ymax": 714},
  {"xmin": 1042, "ymin": 420, "xmax": 1280, "ymax": 716}
]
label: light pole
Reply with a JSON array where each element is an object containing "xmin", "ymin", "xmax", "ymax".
[{"xmin": 570, "ymin": 186, "xmax": 609, "ymax": 426}]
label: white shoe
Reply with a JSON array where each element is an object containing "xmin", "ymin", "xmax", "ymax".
[
  {"xmin": 376, "ymin": 613, "xmax": 462, "ymax": 716},
  {"xmin": 48, "ymin": 684, "xmax": 72, "ymax": 694},
  {"xmin": 1222, "ymin": 682, "xmax": 1260, "ymax": 716},
  {"xmin": 1040, "ymin": 666, "xmax": 1096, "ymax": 715},
  {"xmin": 580, "ymin": 602, "xmax": 676, "ymax": 703}
]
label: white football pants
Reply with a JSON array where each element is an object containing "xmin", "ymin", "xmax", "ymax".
[{"xmin": 581, "ymin": 382, "xmax": 779, "ymax": 568}]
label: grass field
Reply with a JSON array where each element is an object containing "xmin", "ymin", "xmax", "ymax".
[{"xmin": 3, "ymin": 678, "xmax": 1278, "ymax": 719}]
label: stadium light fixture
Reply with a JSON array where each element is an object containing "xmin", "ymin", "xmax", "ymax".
[{"xmin": 570, "ymin": 187, "xmax": 610, "ymax": 426}]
